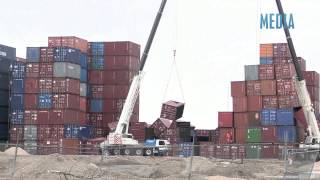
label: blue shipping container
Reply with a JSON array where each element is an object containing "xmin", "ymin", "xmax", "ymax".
[
  {"xmin": 80, "ymin": 68, "xmax": 87, "ymax": 82},
  {"xmin": 0, "ymin": 44, "xmax": 16, "ymax": 60},
  {"xmin": 80, "ymin": 53, "xmax": 87, "ymax": 69},
  {"xmin": 0, "ymin": 57, "xmax": 12, "ymax": 73},
  {"xmin": 38, "ymin": 94, "xmax": 52, "ymax": 109},
  {"xmin": 277, "ymin": 109, "xmax": 294, "ymax": 125},
  {"xmin": 260, "ymin": 109, "xmax": 277, "ymax": 126},
  {"xmin": 260, "ymin": 57, "xmax": 273, "ymax": 64},
  {"xmin": 26, "ymin": 47, "xmax": 40, "ymax": 62},
  {"xmin": 0, "ymin": 124, "xmax": 8, "ymax": 139},
  {"xmin": 0, "ymin": 107, "xmax": 8, "ymax": 123},
  {"xmin": 178, "ymin": 142, "xmax": 193, "ymax": 157},
  {"xmin": 10, "ymin": 61, "xmax": 25, "ymax": 78},
  {"xmin": 90, "ymin": 99, "xmax": 103, "ymax": 112},
  {"xmin": 64, "ymin": 124, "xmax": 80, "ymax": 139},
  {"xmin": 0, "ymin": 91, "xmax": 9, "ymax": 106},
  {"xmin": 90, "ymin": 56, "xmax": 104, "ymax": 69},
  {"xmin": 79, "ymin": 125, "xmax": 92, "ymax": 139},
  {"xmin": 0, "ymin": 74, "xmax": 9, "ymax": 90},
  {"xmin": 10, "ymin": 109, "xmax": 24, "ymax": 124},
  {"xmin": 54, "ymin": 47, "xmax": 81, "ymax": 65},
  {"xmin": 10, "ymin": 79, "xmax": 24, "ymax": 93},
  {"xmin": 277, "ymin": 126, "xmax": 296, "ymax": 143},
  {"xmin": 10, "ymin": 94, "xmax": 24, "ymax": 109},
  {"xmin": 90, "ymin": 42, "xmax": 104, "ymax": 55}
]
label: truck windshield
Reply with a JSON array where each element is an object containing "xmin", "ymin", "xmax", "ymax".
[{"xmin": 159, "ymin": 141, "xmax": 165, "ymax": 145}]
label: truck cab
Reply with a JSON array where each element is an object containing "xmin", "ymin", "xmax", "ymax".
[{"xmin": 144, "ymin": 139, "xmax": 170, "ymax": 156}]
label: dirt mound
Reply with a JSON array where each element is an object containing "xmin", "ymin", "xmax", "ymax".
[{"xmin": 4, "ymin": 147, "xmax": 30, "ymax": 156}]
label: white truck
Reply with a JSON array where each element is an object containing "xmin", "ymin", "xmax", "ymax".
[{"xmin": 99, "ymin": 0, "xmax": 170, "ymax": 156}]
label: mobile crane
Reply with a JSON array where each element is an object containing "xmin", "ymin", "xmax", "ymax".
[
  {"xmin": 100, "ymin": 0, "xmax": 170, "ymax": 156},
  {"xmin": 276, "ymin": 0, "xmax": 320, "ymax": 149}
]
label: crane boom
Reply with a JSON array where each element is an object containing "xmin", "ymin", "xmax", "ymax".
[
  {"xmin": 275, "ymin": 0, "xmax": 320, "ymax": 144},
  {"xmin": 114, "ymin": 0, "xmax": 167, "ymax": 135}
]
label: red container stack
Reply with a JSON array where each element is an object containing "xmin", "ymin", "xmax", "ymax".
[{"xmin": 87, "ymin": 41, "xmax": 140, "ymax": 139}]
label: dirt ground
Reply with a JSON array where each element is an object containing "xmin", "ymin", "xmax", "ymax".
[{"xmin": 0, "ymin": 151, "xmax": 289, "ymax": 180}]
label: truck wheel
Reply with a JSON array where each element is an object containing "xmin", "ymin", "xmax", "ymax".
[
  {"xmin": 145, "ymin": 149, "xmax": 152, "ymax": 156},
  {"xmin": 113, "ymin": 149, "xmax": 120, "ymax": 155},
  {"xmin": 135, "ymin": 149, "xmax": 142, "ymax": 156},
  {"xmin": 124, "ymin": 149, "xmax": 131, "ymax": 155}
]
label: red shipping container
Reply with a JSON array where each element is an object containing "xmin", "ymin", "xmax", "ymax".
[
  {"xmin": 234, "ymin": 113, "xmax": 249, "ymax": 128},
  {"xmin": 261, "ymin": 80, "xmax": 276, "ymax": 95},
  {"xmin": 296, "ymin": 127, "xmax": 306, "ymax": 143},
  {"xmin": 307, "ymin": 86, "xmax": 319, "ymax": 101},
  {"xmin": 24, "ymin": 78, "xmax": 39, "ymax": 93},
  {"xmin": 231, "ymin": 81, "xmax": 246, "ymax": 97},
  {"xmin": 273, "ymin": 43, "xmax": 290, "ymax": 57},
  {"xmin": 9, "ymin": 125, "xmax": 24, "ymax": 141},
  {"xmin": 24, "ymin": 94, "xmax": 38, "ymax": 109},
  {"xmin": 218, "ymin": 128, "xmax": 234, "ymax": 144},
  {"xmin": 49, "ymin": 109, "xmax": 83, "ymax": 124},
  {"xmin": 89, "ymin": 85, "xmax": 104, "ymax": 98},
  {"xmin": 37, "ymin": 124, "xmax": 64, "ymax": 141},
  {"xmin": 276, "ymin": 79, "xmax": 296, "ymax": 96},
  {"xmin": 104, "ymin": 41, "xmax": 140, "ymax": 57},
  {"xmin": 40, "ymin": 47, "xmax": 54, "ymax": 63},
  {"xmin": 104, "ymin": 70, "xmax": 136, "ymax": 85},
  {"xmin": 105, "ymin": 56, "xmax": 140, "ymax": 71},
  {"xmin": 275, "ymin": 63, "xmax": 296, "ymax": 79},
  {"xmin": 278, "ymin": 95, "xmax": 300, "ymax": 108},
  {"xmin": 259, "ymin": 64, "xmax": 274, "ymax": 80},
  {"xmin": 233, "ymin": 97, "xmax": 247, "ymax": 112},
  {"xmin": 261, "ymin": 126, "xmax": 277, "ymax": 143},
  {"xmin": 39, "ymin": 63, "xmax": 53, "ymax": 77},
  {"xmin": 52, "ymin": 94, "xmax": 80, "ymax": 110},
  {"xmin": 24, "ymin": 110, "xmax": 38, "ymax": 124},
  {"xmin": 235, "ymin": 128, "xmax": 246, "ymax": 144},
  {"xmin": 38, "ymin": 110, "xmax": 50, "ymax": 124},
  {"xmin": 273, "ymin": 57, "xmax": 306, "ymax": 71},
  {"xmin": 79, "ymin": 111, "xmax": 87, "ymax": 124},
  {"xmin": 247, "ymin": 112, "xmax": 261, "ymax": 126},
  {"xmin": 218, "ymin": 112, "xmax": 233, "ymax": 128},
  {"xmin": 39, "ymin": 78, "xmax": 53, "ymax": 93},
  {"xmin": 103, "ymin": 99, "xmax": 125, "ymax": 113},
  {"xmin": 295, "ymin": 108, "xmax": 307, "ymax": 128},
  {"xmin": 262, "ymin": 96, "xmax": 278, "ymax": 109},
  {"xmin": 89, "ymin": 85, "xmax": 129, "ymax": 99},
  {"xmin": 88, "ymin": 70, "xmax": 104, "ymax": 84},
  {"xmin": 25, "ymin": 63, "xmax": 39, "ymax": 77},
  {"xmin": 114, "ymin": 85, "xmax": 130, "ymax": 98},
  {"xmin": 302, "ymin": 71, "xmax": 320, "ymax": 87},
  {"xmin": 62, "ymin": 139, "xmax": 80, "ymax": 155},
  {"xmin": 88, "ymin": 113, "xmax": 118, "ymax": 128},
  {"xmin": 246, "ymin": 80, "xmax": 261, "ymax": 96},
  {"xmin": 261, "ymin": 145, "xmax": 279, "ymax": 158},
  {"xmin": 48, "ymin": 36, "xmax": 88, "ymax": 53},
  {"xmin": 247, "ymin": 96, "xmax": 262, "ymax": 111},
  {"xmin": 52, "ymin": 78, "xmax": 80, "ymax": 95},
  {"xmin": 80, "ymin": 97, "xmax": 87, "ymax": 112},
  {"xmin": 37, "ymin": 139, "xmax": 61, "ymax": 155}
]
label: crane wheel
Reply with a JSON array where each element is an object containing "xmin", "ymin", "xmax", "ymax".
[
  {"xmin": 145, "ymin": 149, "xmax": 152, "ymax": 156},
  {"xmin": 113, "ymin": 149, "xmax": 120, "ymax": 155},
  {"xmin": 135, "ymin": 149, "xmax": 142, "ymax": 156},
  {"xmin": 124, "ymin": 149, "xmax": 131, "ymax": 155}
]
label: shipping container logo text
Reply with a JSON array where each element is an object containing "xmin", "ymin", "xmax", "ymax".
[{"xmin": 260, "ymin": 13, "xmax": 294, "ymax": 29}]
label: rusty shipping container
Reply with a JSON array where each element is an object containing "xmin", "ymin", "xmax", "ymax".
[
  {"xmin": 25, "ymin": 63, "xmax": 39, "ymax": 77},
  {"xmin": 273, "ymin": 57, "xmax": 306, "ymax": 71},
  {"xmin": 231, "ymin": 81, "xmax": 246, "ymax": 97},
  {"xmin": 262, "ymin": 96, "xmax": 278, "ymax": 109},
  {"xmin": 234, "ymin": 113, "xmax": 249, "ymax": 128},
  {"xmin": 246, "ymin": 80, "xmax": 261, "ymax": 96},
  {"xmin": 278, "ymin": 95, "xmax": 300, "ymax": 108},
  {"xmin": 24, "ymin": 78, "xmax": 39, "ymax": 93},
  {"xmin": 261, "ymin": 126, "xmax": 277, "ymax": 143},
  {"xmin": 233, "ymin": 97, "xmax": 247, "ymax": 112},
  {"xmin": 48, "ymin": 36, "xmax": 88, "ymax": 53},
  {"xmin": 235, "ymin": 128, "xmax": 246, "ymax": 144},
  {"xmin": 52, "ymin": 78, "xmax": 80, "ymax": 95},
  {"xmin": 218, "ymin": 128, "xmax": 234, "ymax": 144},
  {"xmin": 104, "ymin": 41, "xmax": 140, "ymax": 57},
  {"xmin": 52, "ymin": 94, "xmax": 80, "ymax": 110},
  {"xmin": 39, "ymin": 63, "xmax": 53, "ymax": 77},
  {"xmin": 276, "ymin": 79, "xmax": 295, "ymax": 96},
  {"xmin": 24, "ymin": 94, "xmax": 38, "ymax": 109},
  {"xmin": 261, "ymin": 80, "xmax": 277, "ymax": 96},
  {"xmin": 273, "ymin": 43, "xmax": 290, "ymax": 57},
  {"xmin": 49, "ymin": 109, "xmax": 84, "ymax": 124},
  {"xmin": 259, "ymin": 64, "xmax": 274, "ymax": 80},
  {"xmin": 247, "ymin": 96, "xmax": 262, "ymax": 111},
  {"xmin": 38, "ymin": 110, "xmax": 50, "ymax": 124},
  {"xmin": 40, "ymin": 47, "xmax": 54, "ymax": 63},
  {"xmin": 275, "ymin": 63, "xmax": 296, "ymax": 79},
  {"xmin": 302, "ymin": 71, "xmax": 320, "ymax": 87},
  {"xmin": 218, "ymin": 112, "xmax": 233, "ymax": 128},
  {"xmin": 104, "ymin": 56, "xmax": 140, "ymax": 71},
  {"xmin": 39, "ymin": 78, "xmax": 53, "ymax": 93},
  {"xmin": 24, "ymin": 110, "xmax": 38, "ymax": 124}
]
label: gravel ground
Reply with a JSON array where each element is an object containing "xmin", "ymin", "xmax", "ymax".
[{"xmin": 0, "ymin": 152, "xmax": 290, "ymax": 180}]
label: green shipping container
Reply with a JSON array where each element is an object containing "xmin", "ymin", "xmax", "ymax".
[
  {"xmin": 246, "ymin": 145, "xmax": 261, "ymax": 159},
  {"xmin": 246, "ymin": 128, "xmax": 261, "ymax": 143}
]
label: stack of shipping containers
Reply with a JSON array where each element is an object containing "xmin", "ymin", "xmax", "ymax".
[
  {"xmin": 87, "ymin": 41, "xmax": 140, "ymax": 139},
  {"xmin": 217, "ymin": 43, "xmax": 320, "ymax": 158},
  {"xmin": 0, "ymin": 44, "xmax": 16, "ymax": 143}
]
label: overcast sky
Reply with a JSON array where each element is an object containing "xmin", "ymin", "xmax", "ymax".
[{"xmin": 1, "ymin": 0, "xmax": 320, "ymax": 129}]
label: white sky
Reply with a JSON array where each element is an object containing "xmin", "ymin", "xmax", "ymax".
[{"xmin": 1, "ymin": 0, "xmax": 320, "ymax": 129}]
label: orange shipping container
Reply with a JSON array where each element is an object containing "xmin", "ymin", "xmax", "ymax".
[{"xmin": 260, "ymin": 44, "xmax": 273, "ymax": 57}]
